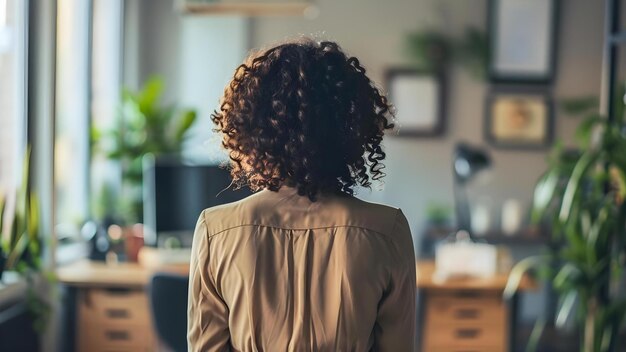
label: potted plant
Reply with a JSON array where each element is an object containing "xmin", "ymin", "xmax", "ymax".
[
  {"xmin": 0, "ymin": 148, "xmax": 51, "ymax": 333},
  {"xmin": 505, "ymin": 96, "xmax": 626, "ymax": 351},
  {"xmin": 93, "ymin": 76, "xmax": 197, "ymax": 225},
  {"xmin": 0, "ymin": 149, "xmax": 41, "ymax": 279},
  {"xmin": 91, "ymin": 76, "xmax": 197, "ymax": 261},
  {"xmin": 404, "ymin": 27, "xmax": 488, "ymax": 79},
  {"xmin": 425, "ymin": 201, "xmax": 453, "ymax": 229}
]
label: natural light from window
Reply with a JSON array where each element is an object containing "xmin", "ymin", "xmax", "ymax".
[{"xmin": 0, "ymin": 0, "xmax": 27, "ymax": 196}]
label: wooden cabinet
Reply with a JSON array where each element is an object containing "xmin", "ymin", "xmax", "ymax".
[
  {"xmin": 76, "ymin": 288, "xmax": 155, "ymax": 352},
  {"xmin": 423, "ymin": 291, "xmax": 507, "ymax": 351},
  {"xmin": 57, "ymin": 260, "xmax": 188, "ymax": 352},
  {"xmin": 416, "ymin": 261, "xmax": 534, "ymax": 352}
]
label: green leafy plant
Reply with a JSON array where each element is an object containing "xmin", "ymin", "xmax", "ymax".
[
  {"xmin": 0, "ymin": 148, "xmax": 41, "ymax": 276},
  {"xmin": 0, "ymin": 148, "xmax": 52, "ymax": 333},
  {"xmin": 425, "ymin": 201, "xmax": 453, "ymax": 227},
  {"xmin": 505, "ymin": 93, "xmax": 626, "ymax": 352},
  {"xmin": 404, "ymin": 26, "xmax": 488, "ymax": 79},
  {"xmin": 454, "ymin": 27, "xmax": 489, "ymax": 80},
  {"xmin": 93, "ymin": 76, "xmax": 197, "ymax": 223},
  {"xmin": 404, "ymin": 31, "xmax": 452, "ymax": 72}
]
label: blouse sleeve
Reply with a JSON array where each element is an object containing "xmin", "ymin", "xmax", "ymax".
[
  {"xmin": 373, "ymin": 209, "xmax": 417, "ymax": 352},
  {"xmin": 187, "ymin": 211, "xmax": 231, "ymax": 351}
]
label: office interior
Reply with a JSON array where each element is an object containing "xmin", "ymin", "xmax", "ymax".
[{"xmin": 1, "ymin": 0, "xmax": 626, "ymax": 351}]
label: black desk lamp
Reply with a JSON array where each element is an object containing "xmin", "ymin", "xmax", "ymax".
[{"xmin": 453, "ymin": 143, "xmax": 491, "ymax": 238}]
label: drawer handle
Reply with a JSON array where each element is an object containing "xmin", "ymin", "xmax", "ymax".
[
  {"xmin": 454, "ymin": 308, "xmax": 479, "ymax": 319},
  {"xmin": 452, "ymin": 291, "xmax": 484, "ymax": 298},
  {"xmin": 105, "ymin": 308, "xmax": 130, "ymax": 319},
  {"xmin": 105, "ymin": 330, "xmax": 130, "ymax": 341},
  {"xmin": 455, "ymin": 328, "xmax": 480, "ymax": 339}
]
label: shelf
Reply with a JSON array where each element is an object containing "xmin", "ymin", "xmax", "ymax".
[
  {"xmin": 178, "ymin": 1, "xmax": 313, "ymax": 16},
  {"xmin": 423, "ymin": 227, "xmax": 549, "ymax": 246},
  {"xmin": 474, "ymin": 233, "xmax": 549, "ymax": 245}
]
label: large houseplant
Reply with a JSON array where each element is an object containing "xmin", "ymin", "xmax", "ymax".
[
  {"xmin": 506, "ymin": 97, "xmax": 626, "ymax": 352},
  {"xmin": 93, "ymin": 76, "xmax": 197, "ymax": 224}
]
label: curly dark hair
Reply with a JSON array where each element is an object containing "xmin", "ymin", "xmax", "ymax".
[{"xmin": 211, "ymin": 38, "xmax": 395, "ymax": 201}]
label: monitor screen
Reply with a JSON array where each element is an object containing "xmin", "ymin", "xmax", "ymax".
[{"xmin": 143, "ymin": 157, "xmax": 253, "ymax": 246}]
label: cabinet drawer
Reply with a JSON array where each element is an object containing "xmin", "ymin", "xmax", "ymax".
[
  {"xmin": 76, "ymin": 288, "xmax": 155, "ymax": 352},
  {"xmin": 425, "ymin": 347, "xmax": 502, "ymax": 352},
  {"xmin": 426, "ymin": 295, "xmax": 507, "ymax": 327},
  {"xmin": 78, "ymin": 288, "xmax": 151, "ymax": 326},
  {"xmin": 78, "ymin": 323, "xmax": 154, "ymax": 352},
  {"xmin": 424, "ymin": 323, "xmax": 506, "ymax": 350}
]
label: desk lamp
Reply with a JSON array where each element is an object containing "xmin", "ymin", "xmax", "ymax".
[{"xmin": 453, "ymin": 143, "xmax": 491, "ymax": 238}]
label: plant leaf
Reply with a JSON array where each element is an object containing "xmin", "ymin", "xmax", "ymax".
[
  {"xmin": 553, "ymin": 263, "xmax": 583, "ymax": 291},
  {"xmin": 556, "ymin": 291, "xmax": 578, "ymax": 329},
  {"xmin": 559, "ymin": 151, "xmax": 599, "ymax": 223},
  {"xmin": 138, "ymin": 76, "xmax": 164, "ymax": 117},
  {"xmin": 575, "ymin": 114, "xmax": 603, "ymax": 148},
  {"xmin": 504, "ymin": 255, "xmax": 547, "ymax": 300},
  {"xmin": 28, "ymin": 193, "xmax": 40, "ymax": 255},
  {"xmin": 6, "ymin": 231, "xmax": 29, "ymax": 269},
  {"xmin": 174, "ymin": 110, "xmax": 197, "ymax": 144},
  {"xmin": 587, "ymin": 200, "xmax": 611, "ymax": 256},
  {"xmin": 525, "ymin": 316, "xmax": 546, "ymax": 352},
  {"xmin": 531, "ymin": 170, "xmax": 559, "ymax": 223},
  {"xmin": 17, "ymin": 147, "xmax": 31, "ymax": 218}
]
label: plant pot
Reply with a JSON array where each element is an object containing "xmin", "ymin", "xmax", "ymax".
[{"xmin": 124, "ymin": 224, "xmax": 145, "ymax": 262}]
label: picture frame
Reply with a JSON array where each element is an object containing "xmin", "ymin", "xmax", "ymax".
[
  {"xmin": 385, "ymin": 68, "xmax": 446, "ymax": 137},
  {"xmin": 488, "ymin": 0, "xmax": 560, "ymax": 83},
  {"xmin": 485, "ymin": 88, "xmax": 553, "ymax": 149}
]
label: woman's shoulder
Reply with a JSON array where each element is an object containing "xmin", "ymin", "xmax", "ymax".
[
  {"xmin": 335, "ymin": 195, "xmax": 406, "ymax": 236},
  {"xmin": 199, "ymin": 188, "xmax": 406, "ymax": 240}
]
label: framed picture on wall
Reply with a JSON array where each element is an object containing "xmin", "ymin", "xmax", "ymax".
[
  {"xmin": 385, "ymin": 68, "xmax": 445, "ymax": 137},
  {"xmin": 485, "ymin": 88, "xmax": 553, "ymax": 149},
  {"xmin": 488, "ymin": 0, "xmax": 560, "ymax": 83}
]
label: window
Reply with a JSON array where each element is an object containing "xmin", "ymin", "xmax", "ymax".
[
  {"xmin": 90, "ymin": 0, "xmax": 123, "ymax": 218},
  {"xmin": 54, "ymin": 0, "xmax": 123, "ymax": 246},
  {"xmin": 0, "ymin": 0, "xmax": 27, "ymax": 195},
  {"xmin": 54, "ymin": 0, "xmax": 92, "ymax": 240}
]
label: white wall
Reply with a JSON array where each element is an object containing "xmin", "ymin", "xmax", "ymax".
[
  {"xmin": 178, "ymin": 16, "xmax": 249, "ymax": 163},
  {"xmin": 250, "ymin": 0, "xmax": 606, "ymax": 254}
]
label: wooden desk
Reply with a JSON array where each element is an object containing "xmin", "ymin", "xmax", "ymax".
[
  {"xmin": 416, "ymin": 261, "xmax": 534, "ymax": 352},
  {"xmin": 58, "ymin": 259, "xmax": 532, "ymax": 352},
  {"xmin": 57, "ymin": 260, "xmax": 188, "ymax": 288},
  {"xmin": 57, "ymin": 260, "xmax": 188, "ymax": 352}
]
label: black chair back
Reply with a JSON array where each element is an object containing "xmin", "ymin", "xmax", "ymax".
[{"xmin": 149, "ymin": 272, "xmax": 189, "ymax": 352}]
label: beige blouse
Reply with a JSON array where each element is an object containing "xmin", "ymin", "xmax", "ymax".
[{"xmin": 187, "ymin": 187, "xmax": 416, "ymax": 352}]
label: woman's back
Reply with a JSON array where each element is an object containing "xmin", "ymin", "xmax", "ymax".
[
  {"xmin": 188, "ymin": 187, "xmax": 416, "ymax": 351},
  {"xmin": 187, "ymin": 38, "xmax": 417, "ymax": 351}
]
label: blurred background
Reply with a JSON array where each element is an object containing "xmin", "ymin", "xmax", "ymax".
[{"xmin": 1, "ymin": 0, "xmax": 626, "ymax": 351}]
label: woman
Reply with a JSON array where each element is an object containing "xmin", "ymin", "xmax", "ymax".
[{"xmin": 188, "ymin": 38, "xmax": 416, "ymax": 352}]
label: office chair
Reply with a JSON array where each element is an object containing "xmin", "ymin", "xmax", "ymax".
[{"xmin": 149, "ymin": 272, "xmax": 189, "ymax": 352}]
